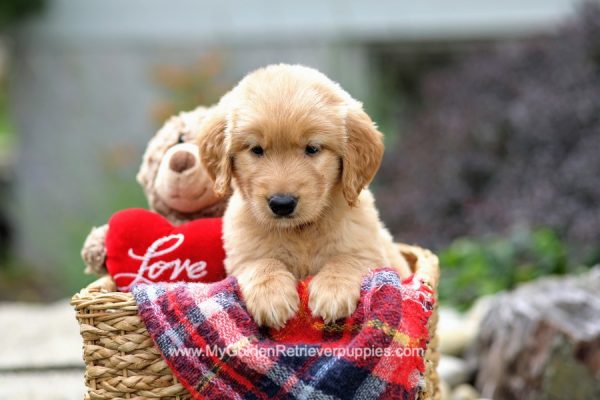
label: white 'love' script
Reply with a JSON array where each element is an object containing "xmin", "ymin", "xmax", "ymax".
[{"xmin": 114, "ymin": 234, "xmax": 208, "ymax": 291}]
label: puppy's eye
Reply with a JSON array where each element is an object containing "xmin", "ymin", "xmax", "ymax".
[
  {"xmin": 177, "ymin": 133, "xmax": 185, "ymax": 144},
  {"xmin": 305, "ymin": 145, "xmax": 320, "ymax": 156},
  {"xmin": 250, "ymin": 145, "xmax": 264, "ymax": 156}
]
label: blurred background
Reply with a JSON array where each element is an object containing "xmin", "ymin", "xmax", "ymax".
[{"xmin": 0, "ymin": 1, "xmax": 599, "ymax": 399}]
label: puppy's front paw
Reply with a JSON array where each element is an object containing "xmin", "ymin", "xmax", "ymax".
[
  {"xmin": 240, "ymin": 271, "xmax": 299, "ymax": 329},
  {"xmin": 308, "ymin": 274, "xmax": 361, "ymax": 323}
]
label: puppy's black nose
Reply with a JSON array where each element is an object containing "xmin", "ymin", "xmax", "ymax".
[{"xmin": 268, "ymin": 194, "xmax": 298, "ymax": 217}]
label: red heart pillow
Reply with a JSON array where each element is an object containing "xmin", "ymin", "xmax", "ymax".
[{"xmin": 105, "ymin": 209, "xmax": 226, "ymax": 292}]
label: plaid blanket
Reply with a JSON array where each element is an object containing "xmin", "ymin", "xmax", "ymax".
[{"xmin": 133, "ymin": 269, "xmax": 435, "ymax": 400}]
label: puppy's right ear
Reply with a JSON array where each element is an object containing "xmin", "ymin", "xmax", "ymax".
[
  {"xmin": 341, "ymin": 104, "xmax": 384, "ymax": 206},
  {"xmin": 197, "ymin": 107, "xmax": 231, "ymax": 197}
]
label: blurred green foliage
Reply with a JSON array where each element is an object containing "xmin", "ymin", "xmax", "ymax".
[
  {"xmin": 438, "ymin": 227, "xmax": 586, "ymax": 310},
  {"xmin": 0, "ymin": 259, "xmax": 64, "ymax": 301},
  {"xmin": 0, "ymin": 82, "xmax": 12, "ymax": 148},
  {"xmin": 0, "ymin": 0, "xmax": 45, "ymax": 28},
  {"xmin": 369, "ymin": 45, "xmax": 455, "ymax": 144}
]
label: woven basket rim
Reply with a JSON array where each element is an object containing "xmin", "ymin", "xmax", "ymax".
[{"xmin": 73, "ymin": 242, "xmax": 439, "ymax": 301}]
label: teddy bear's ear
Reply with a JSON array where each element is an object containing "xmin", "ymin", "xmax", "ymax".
[{"xmin": 197, "ymin": 106, "xmax": 231, "ymax": 197}]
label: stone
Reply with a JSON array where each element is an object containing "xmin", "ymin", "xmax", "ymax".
[
  {"xmin": 0, "ymin": 370, "xmax": 85, "ymax": 400},
  {"xmin": 438, "ymin": 296, "xmax": 494, "ymax": 357},
  {"xmin": 465, "ymin": 295, "xmax": 494, "ymax": 331},
  {"xmin": 450, "ymin": 384, "xmax": 479, "ymax": 400},
  {"xmin": 0, "ymin": 299, "xmax": 84, "ymax": 369},
  {"xmin": 438, "ymin": 307, "xmax": 475, "ymax": 356},
  {"xmin": 440, "ymin": 379, "xmax": 451, "ymax": 400},
  {"xmin": 468, "ymin": 267, "xmax": 600, "ymax": 400},
  {"xmin": 438, "ymin": 355, "xmax": 471, "ymax": 388}
]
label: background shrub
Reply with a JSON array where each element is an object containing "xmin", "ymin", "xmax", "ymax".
[
  {"xmin": 438, "ymin": 227, "xmax": 578, "ymax": 310},
  {"xmin": 376, "ymin": 3, "xmax": 600, "ymax": 266}
]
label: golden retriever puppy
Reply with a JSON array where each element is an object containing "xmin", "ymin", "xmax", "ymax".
[{"xmin": 197, "ymin": 64, "xmax": 410, "ymax": 328}]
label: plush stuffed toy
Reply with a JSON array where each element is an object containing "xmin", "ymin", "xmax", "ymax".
[
  {"xmin": 81, "ymin": 106, "xmax": 229, "ymax": 276},
  {"xmin": 104, "ymin": 208, "xmax": 226, "ymax": 292}
]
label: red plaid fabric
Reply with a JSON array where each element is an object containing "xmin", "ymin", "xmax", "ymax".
[{"xmin": 133, "ymin": 269, "xmax": 435, "ymax": 399}]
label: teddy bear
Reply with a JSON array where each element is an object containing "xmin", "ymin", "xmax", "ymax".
[{"xmin": 81, "ymin": 106, "xmax": 229, "ymax": 275}]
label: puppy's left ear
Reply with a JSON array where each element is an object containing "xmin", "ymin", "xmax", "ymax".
[
  {"xmin": 341, "ymin": 105, "xmax": 384, "ymax": 206},
  {"xmin": 197, "ymin": 107, "xmax": 232, "ymax": 197}
]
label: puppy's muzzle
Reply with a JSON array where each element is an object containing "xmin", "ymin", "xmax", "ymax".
[{"xmin": 268, "ymin": 194, "xmax": 298, "ymax": 217}]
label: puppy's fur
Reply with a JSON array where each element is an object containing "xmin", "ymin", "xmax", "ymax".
[{"xmin": 198, "ymin": 64, "xmax": 410, "ymax": 328}]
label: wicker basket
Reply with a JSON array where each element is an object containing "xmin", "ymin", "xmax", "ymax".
[{"xmin": 72, "ymin": 243, "xmax": 440, "ymax": 400}]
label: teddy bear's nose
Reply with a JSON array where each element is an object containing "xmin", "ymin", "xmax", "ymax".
[{"xmin": 169, "ymin": 150, "xmax": 196, "ymax": 173}]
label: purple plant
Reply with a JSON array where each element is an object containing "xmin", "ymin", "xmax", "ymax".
[{"xmin": 376, "ymin": 3, "xmax": 600, "ymax": 261}]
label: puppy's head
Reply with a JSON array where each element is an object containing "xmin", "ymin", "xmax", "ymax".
[{"xmin": 198, "ymin": 64, "xmax": 383, "ymax": 229}]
